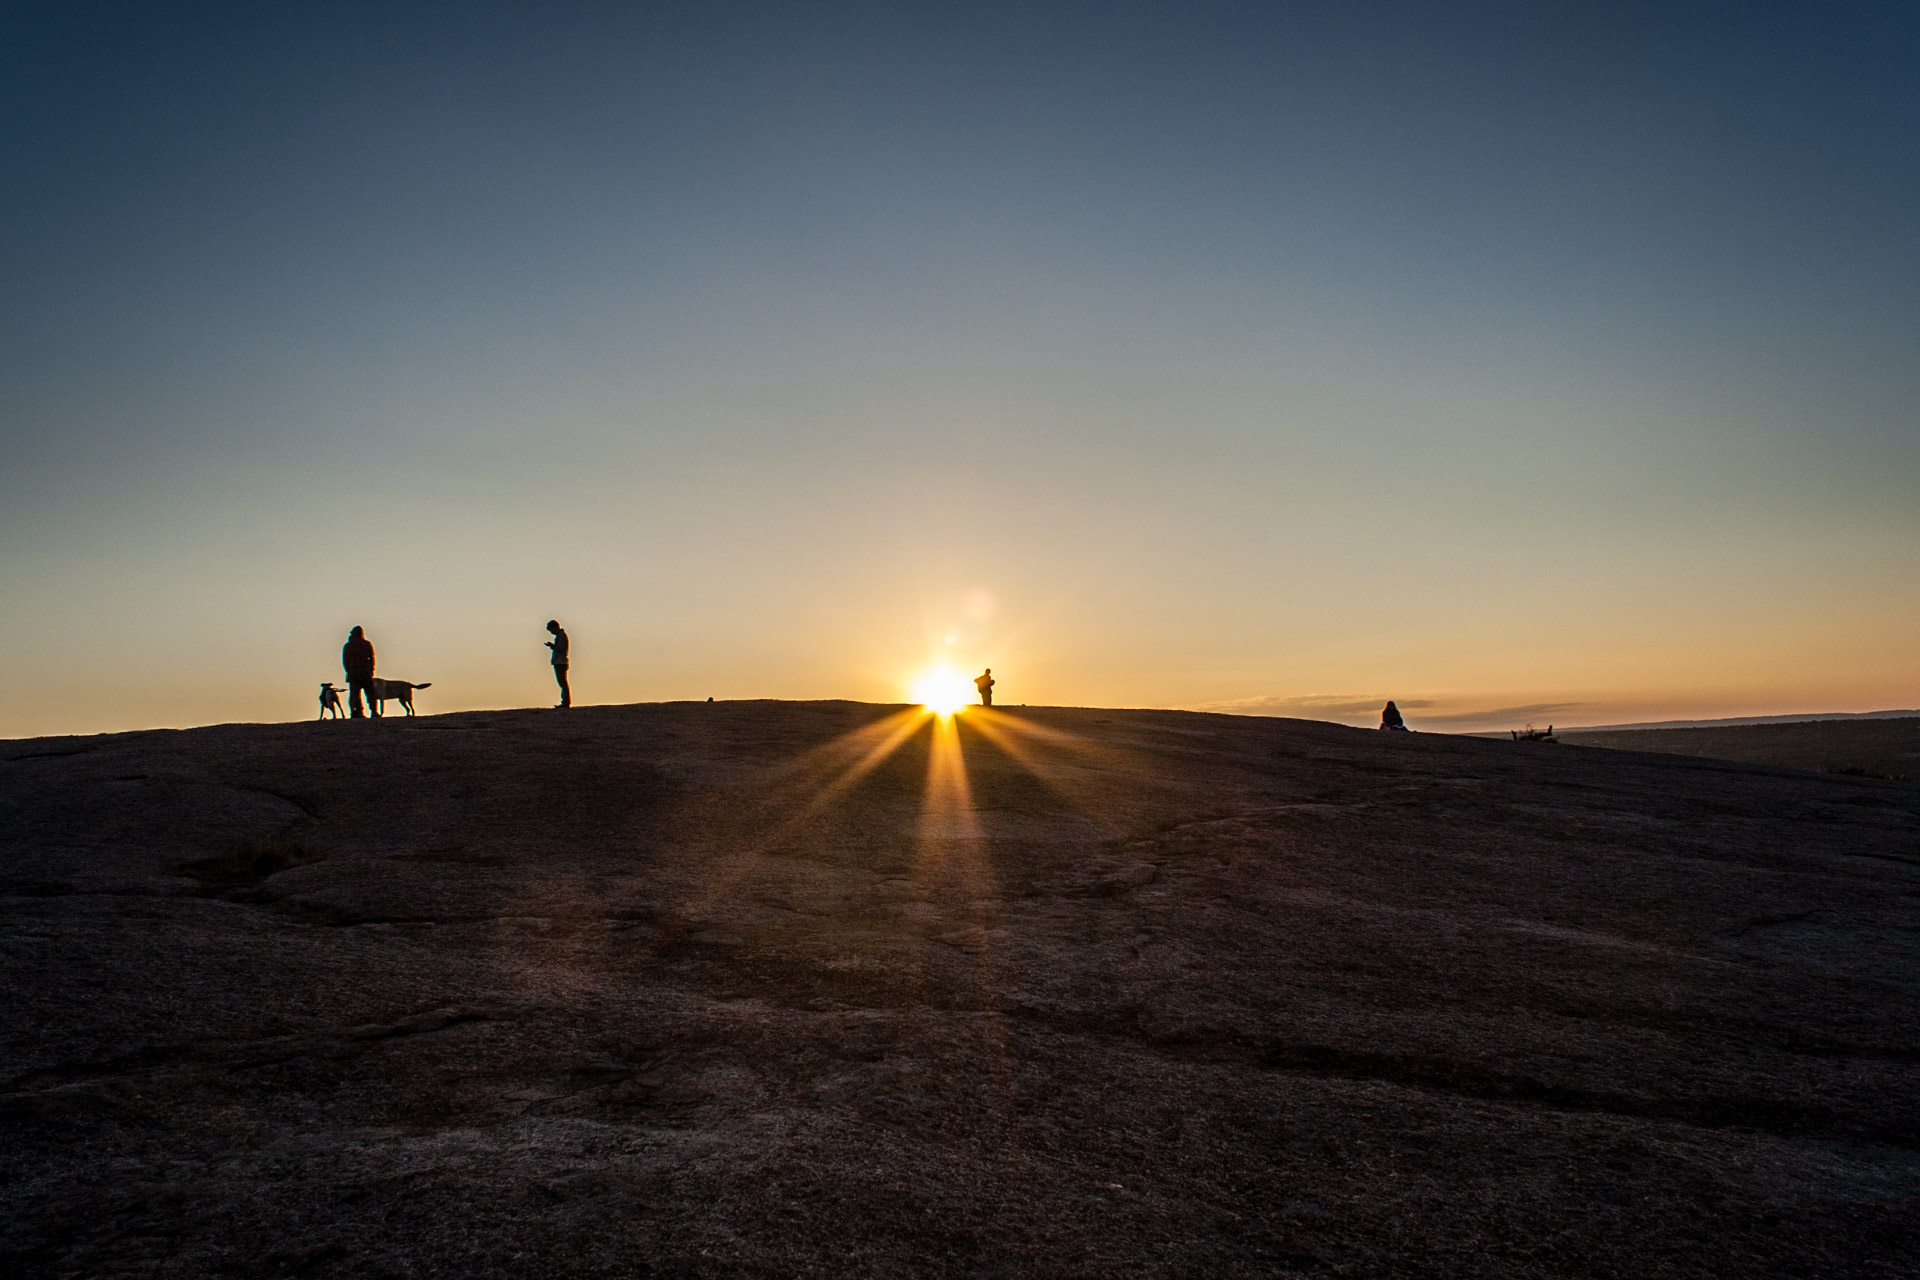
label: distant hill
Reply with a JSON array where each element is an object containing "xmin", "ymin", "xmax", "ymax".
[
  {"xmin": 1562, "ymin": 716, "xmax": 1919, "ymax": 782},
  {"xmin": 1570, "ymin": 708, "xmax": 1920, "ymax": 731}
]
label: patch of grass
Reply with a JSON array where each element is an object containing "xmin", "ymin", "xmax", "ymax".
[{"xmin": 173, "ymin": 839, "xmax": 328, "ymax": 885}]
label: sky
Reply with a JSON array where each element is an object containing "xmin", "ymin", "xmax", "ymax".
[{"xmin": 2, "ymin": 1, "xmax": 1917, "ymax": 738}]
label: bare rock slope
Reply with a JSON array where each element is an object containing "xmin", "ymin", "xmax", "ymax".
[
  {"xmin": 3, "ymin": 702, "xmax": 1917, "ymax": 1278},
  {"xmin": 1562, "ymin": 717, "xmax": 1920, "ymax": 784}
]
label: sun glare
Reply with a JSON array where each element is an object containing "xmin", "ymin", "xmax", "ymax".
[{"xmin": 911, "ymin": 666, "xmax": 975, "ymax": 716}]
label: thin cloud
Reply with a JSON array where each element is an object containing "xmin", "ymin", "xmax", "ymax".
[
  {"xmin": 1197, "ymin": 694, "xmax": 1433, "ymax": 718},
  {"xmin": 1407, "ymin": 703, "xmax": 1587, "ymax": 731},
  {"xmin": 1195, "ymin": 694, "xmax": 1589, "ymax": 733}
]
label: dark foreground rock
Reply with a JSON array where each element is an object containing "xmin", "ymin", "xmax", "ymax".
[{"xmin": 2, "ymin": 702, "xmax": 1916, "ymax": 1278}]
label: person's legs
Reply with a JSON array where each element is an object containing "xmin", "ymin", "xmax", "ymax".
[
  {"xmin": 348, "ymin": 679, "xmax": 368, "ymax": 718},
  {"xmin": 554, "ymin": 664, "xmax": 570, "ymax": 708}
]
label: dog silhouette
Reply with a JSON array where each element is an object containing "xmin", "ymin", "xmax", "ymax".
[{"xmin": 370, "ymin": 679, "xmax": 432, "ymax": 717}]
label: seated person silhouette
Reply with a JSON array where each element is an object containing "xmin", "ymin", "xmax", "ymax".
[
  {"xmin": 1380, "ymin": 700, "xmax": 1408, "ymax": 731},
  {"xmin": 974, "ymin": 668, "xmax": 995, "ymax": 707}
]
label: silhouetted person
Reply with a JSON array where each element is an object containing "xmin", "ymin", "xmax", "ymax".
[
  {"xmin": 545, "ymin": 620, "xmax": 570, "ymax": 709},
  {"xmin": 1380, "ymin": 700, "xmax": 1407, "ymax": 732},
  {"xmin": 342, "ymin": 626, "xmax": 377, "ymax": 718},
  {"xmin": 975, "ymin": 668, "xmax": 995, "ymax": 707}
]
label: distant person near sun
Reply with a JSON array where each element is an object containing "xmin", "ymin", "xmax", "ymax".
[
  {"xmin": 1380, "ymin": 700, "xmax": 1408, "ymax": 731},
  {"xmin": 974, "ymin": 668, "xmax": 995, "ymax": 707},
  {"xmin": 342, "ymin": 626, "xmax": 377, "ymax": 719},
  {"xmin": 545, "ymin": 620, "xmax": 570, "ymax": 709}
]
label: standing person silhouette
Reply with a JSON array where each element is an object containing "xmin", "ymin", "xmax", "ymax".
[
  {"xmin": 342, "ymin": 626, "xmax": 377, "ymax": 719},
  {"xmin": 974, "ymin": 668, "xmax": 995, "ymax": 708},
  {"xmin": 545, "ymin": 620, "xmax": 570, "ymax": 709}
]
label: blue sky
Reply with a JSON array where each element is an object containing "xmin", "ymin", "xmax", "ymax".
[{"xmin": 3, "ymin": 2, "xmax": 1916, "ymax": 735}]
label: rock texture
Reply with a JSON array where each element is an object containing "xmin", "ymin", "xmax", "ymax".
[
  {"xmin": 1563, "ymin": 717, "xmax": 1920, "ymax": 784},
  {"xmin": 2, "ymin": 702, "xmax": 1917, "ymax": 1278}
]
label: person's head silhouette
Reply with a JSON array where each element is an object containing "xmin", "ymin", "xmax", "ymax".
[
  {"xmin": 546, "ymin": 620, "xmax": 560, "ymax": 634},
  {"xmin": 349, "ymin": 625, "xmax": 363, "ymax": 639}
]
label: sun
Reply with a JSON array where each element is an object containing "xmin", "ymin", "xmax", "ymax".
[{"xmin": 911, "ymin": 666, "xmax": 975, "ymax": 716}]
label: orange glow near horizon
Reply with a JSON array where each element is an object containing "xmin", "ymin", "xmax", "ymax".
[{"xmin": 911, "ymin": 666, "xmax": 977, "ymax": 717}]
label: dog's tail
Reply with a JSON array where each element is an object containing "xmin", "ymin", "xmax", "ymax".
[{"xmin": 413, "ymin": 682, "xmax": 432, "ymax": 690}]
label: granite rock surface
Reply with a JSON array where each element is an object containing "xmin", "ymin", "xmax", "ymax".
[{"xmin": 2, "ymin": 702, "xmax": 1916, "ymax": 1277}]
